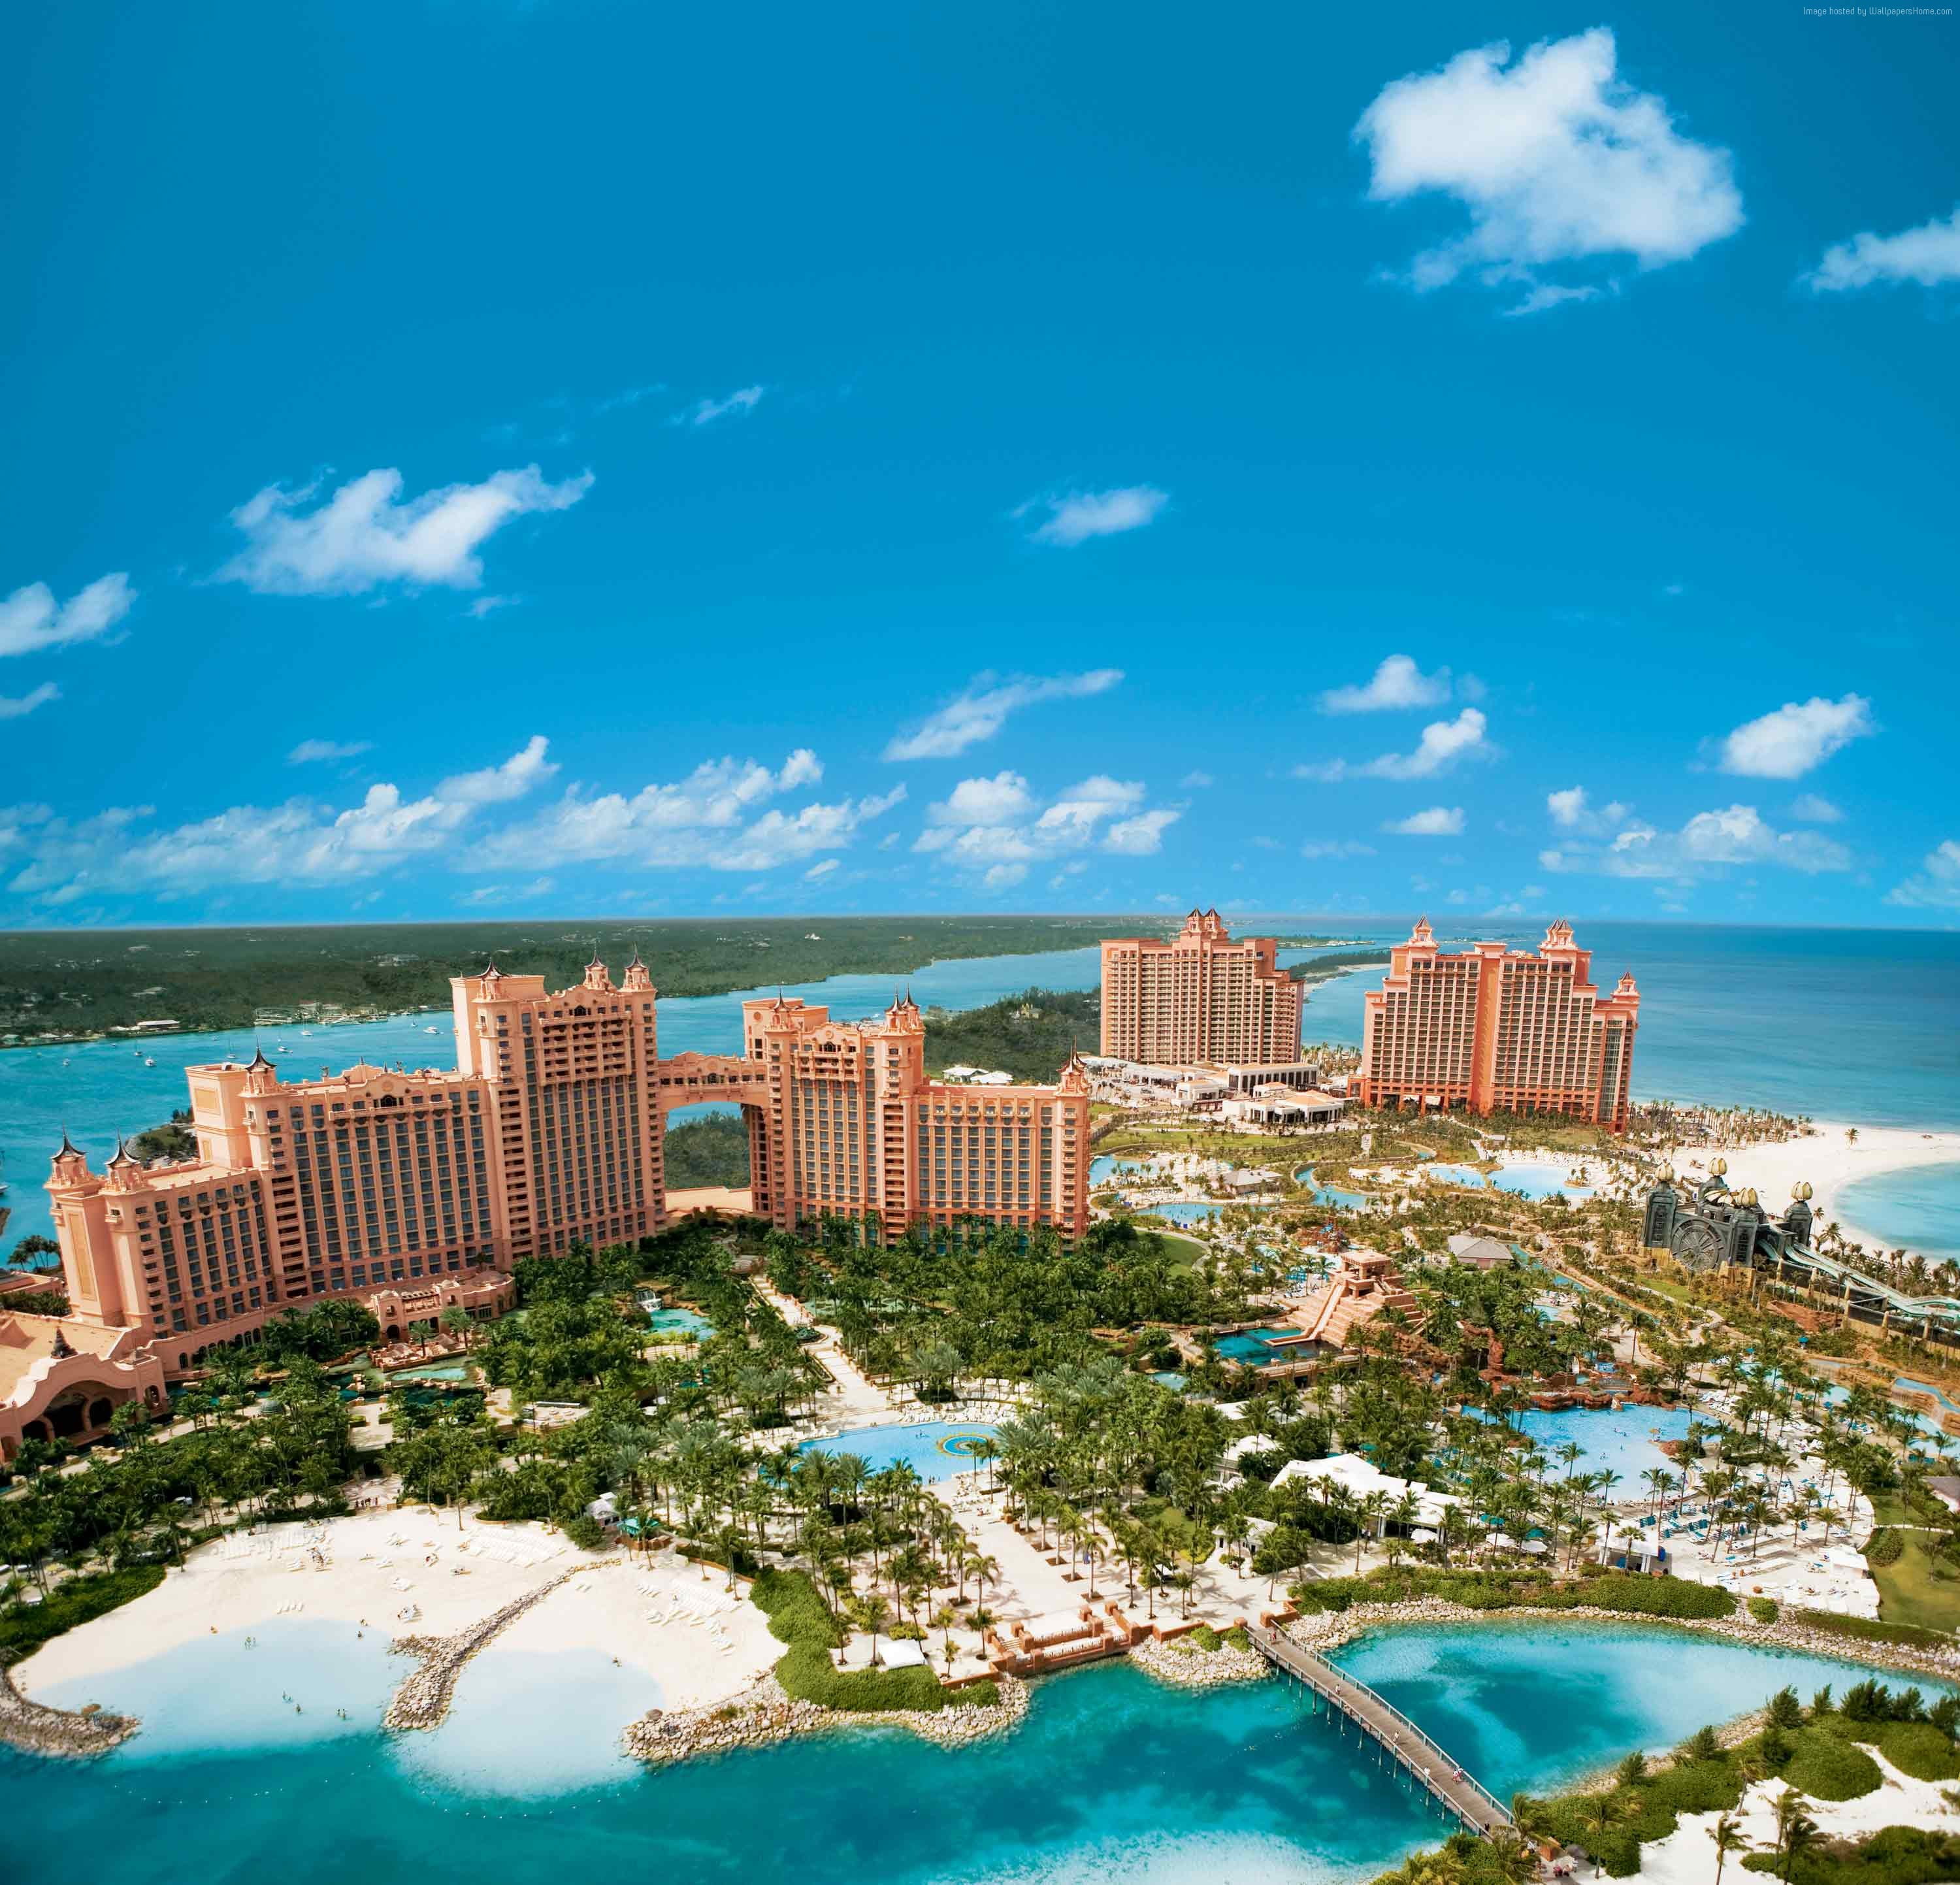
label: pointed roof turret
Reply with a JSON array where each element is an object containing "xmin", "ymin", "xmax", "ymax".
[{"xmin": 107, "ymin": 1137, "xmax": 137, "ymax": 1170}]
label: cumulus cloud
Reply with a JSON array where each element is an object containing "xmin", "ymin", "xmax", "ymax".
[
  {"xmin": 1022, "ymin": 486, "xmax": 1168, "ymax": 548},
  {"xmin": 288, "ymin": 738, "xmax": 373, "ymax": 764},
  {"xmin": 674, "ymin": 385, "xmax": 765, "ymax": 427},
  {"xmin": 913, "ymin": 772, "xmax": 1178, "ymax": 880},
  {"xmin": 479, "ymin": 755, "xmax": 898, "ymax": 876},
  {"xmin": 1789, "ymin": 793, "xmax": 1842, "ymax": 824},
  {"xmin": 0, "ymin": 682, "xmax": 61, "ymax": 720},
  {"xmin": 1385, "ymin": 807, "xmax": 1465, "ymax": 836},
  {"xmin": 1718, "ymin": 694, "xmax": 1874, "ymax": 779},
  {"xmin": 1298, "ymin": 708, "xmax": 1495, "ymax": 782},
  {"xmin": 1546, "ymin": 785, "xmax": 1631, "ymax": 833},
  {"xmin": 0, "ymin": 740, "xmax": 882, "ymax": 908},
  {"xmin": 1805, "ymin": 206, "xmax": 1960, "ymax": 293},
  {"xmin": 1540, "ymin": 803, "xmax": 1851, "ymax": 880},
  {"xmin": 219, "ymin": 465, "xmax": 592, "ymax": 595},
  {"xmin": 1887, "ymin": 840, "xmax": 1960, "ymax": 911},
  {"xmin": 0, "ymin": 573, "xmax": 135, "ymax": 659},
  {"xmin": 884, "ymin": 668, "xmax": 1122, "ymax": 761},
  {"xmin": 1317, "ymin": 654, "xmax": 1451, "ymax": 714},
  {"xmin": 1354, "ymin": 28, "xmax": 1742, "ymax": 308}
]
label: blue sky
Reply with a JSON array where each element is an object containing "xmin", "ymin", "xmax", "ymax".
[{"xmin": 2, "ymin": 3, "xmax": 1956, "ymax": 930}]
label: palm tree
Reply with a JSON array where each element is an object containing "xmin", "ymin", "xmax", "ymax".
[
  {"xmin": 1771, "ymin": 1790, "xmax": 1818, "ymax": 1881},
  {"xmin": 1710, "ymin": 1811, "xmax": 1751, "ymax": 1885}
]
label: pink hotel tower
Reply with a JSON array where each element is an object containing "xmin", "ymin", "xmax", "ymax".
[
  {"xmin": 46, "ymin": 956, "xmax": 1090, "ymax": 1382},
  {"xmin": 1353, "ymin": 919, "xmax": 1639, "ymax": 1132}
]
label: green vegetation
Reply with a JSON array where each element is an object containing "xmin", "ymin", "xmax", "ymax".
[
  {"xmin": 751, "ymin": 1568, "xmax": 988, "ymax": 1713},
  {"xmin": 1794, "ymin": 1609, "xmax": 1957, "ymax": 1652},
  {"xmin": 129, "ymin": 1109, "xmax": 196, "ymax": 1162},
  {"xmin": 1742, "ymin": 1826, "xmax": 1960, "ymax": 1885},
  {"xmin": 920, "ymin": 987, "xmax": 1100, "ymax": 1083},
  {"xmin": 1286, "ymin": 947, "xmax": 1392, "ymax": 984},
  {"xmin": 1748, "ymin": 1596, "xmax": 1782, "ymax": 1623},
  {"xmin": 0, "ymin": 1564, "xmax": 165, "ymax": 1666},
  {"xmin": 663, "ymin": 1112, "xmax": 751, "ymax": 1190},
  {"xmin": 0, "ymin": 914, "xmax": 1121, "ymax": 1041},
  {"xmin": 1285, "ymin": 1564, "xmax": 1736, "ymax": 1620},
  {"xmin": 1867, "ymin": 1528, "xmax": 1906, "ymax": 1566}
]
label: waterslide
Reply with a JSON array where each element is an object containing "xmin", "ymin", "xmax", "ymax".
[{"xmin": 1767, "ymin": 1239, "xmax": 1960, "ymax": 1334}]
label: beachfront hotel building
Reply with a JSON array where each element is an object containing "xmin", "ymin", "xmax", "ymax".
[
  {"xmin": 1352, "ymin": 919, "xmax": 1639, "ymax": 1132},
  {"xmin": 33, "ymin": 960, "xmax": 1089, "ymax": 1422},
  {"xmin": 1100, "ymin": 909, "xmax": 1302, "ymax": 1066}
]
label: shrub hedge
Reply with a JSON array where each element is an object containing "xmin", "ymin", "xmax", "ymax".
[
  {"xmin": 1292, "ymin": 1566, "xmax": 1735, "ymax": 1621},
  {"xmin": 0, "ymin": 1565, "xmax": 166, "ymax": 1667},
  {"xmin": 1741, "ymin": 1825, "xmax": 1960, "ymax": 1885},
  {"xmin": 750, "ymin": 1568, "xmax": 962, "ymax": 1713},
  {"xmin": 1866, "ymin": 1528, "xmax": 1906, "ymax": 1567},
  {"xmin": 1794, "ymin": 1609, "xmax": 1955, "ymax": 1651},
  {"xmin": 1781, "ymin": 1727, "xmax": 1882, "ymax": 1800},
  {"xmin": 1747, "ymin": 1596, "xmax": 1780, "ymax": 1624}
]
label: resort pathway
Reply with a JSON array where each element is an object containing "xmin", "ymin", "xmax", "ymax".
[{"xmin": 1250, "ymin": 1624, "xmax": 1513, "ymax": 1839}]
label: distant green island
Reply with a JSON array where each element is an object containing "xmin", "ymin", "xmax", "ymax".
[{"xmin": 0, "ymin": 915, "xmax": 1124, "ymax": 1043}]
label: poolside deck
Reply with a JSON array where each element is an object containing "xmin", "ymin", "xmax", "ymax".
[{"xmin": 1249, "ymin": 1625, "xmax": 1513, "ymax": 1838}]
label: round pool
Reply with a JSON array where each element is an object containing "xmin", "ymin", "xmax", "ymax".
[{"xmin": 799, "ymin": 1420, "xmax": 1000, "ymax": 1483}]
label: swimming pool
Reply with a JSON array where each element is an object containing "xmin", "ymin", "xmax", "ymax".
[
  {"xmin": 1480, "ymin": 1403, "xmax": 1695, "ymax": 1483},
  {"xmin": 1214, "ymin": 1327, "xmax": 1302, "ymax": 1364},
  {"xmin": 1427, "ymin": 1161, "xmax": 1595, "ymax": 1202},
  {"xmin": 647, "ymin": 1307, "xmax": 714, "ymax": 1339},
  {"xmin": 1145, "ymin": 1200, "xmax": 1226, "ymax": 1226},
  {"xmin": 1294, "ymin": 1168, "xmax": 1371, "ymax": 1209},
  {"xmin": 799, "ymin": 1421, "xmax": 1000, "ymax": 1483},
  {"xmin": 385, "ymin": 1362, "xmax": 470, "ymax": 1385},
  {"xmin": 1087, "ymin": 1155, "xmax": 1148, "ymax": 1187}
]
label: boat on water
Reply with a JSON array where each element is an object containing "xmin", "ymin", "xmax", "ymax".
[
  {"xmin": 423, "ymin": 1026, "xmax": 439, "ymax": 1034},
  {"xmin": 144, "ymin": 1057, "xmax": 155, "ymax": 1067}
]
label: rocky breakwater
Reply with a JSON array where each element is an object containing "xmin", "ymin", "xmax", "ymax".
[
  {"xmin": 624, "ymin": 1670, "xmax": 1031, "ymax": 1765},
  {"xmin": 1132, "ymin": 1633, "xmax": 1269, "ymax": 1690},
  {"xmin": 1, "ymin": 1663, "xmax": 139, "ymax": 1758},
  {"xmin": 384, "ymin": 1565, "xmax": 588, "ymax": 1732}
]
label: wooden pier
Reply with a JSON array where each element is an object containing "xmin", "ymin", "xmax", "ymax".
[{"xmin": 1250, "ymin": 1624, "xmax": 1514, "ymax": 1837}]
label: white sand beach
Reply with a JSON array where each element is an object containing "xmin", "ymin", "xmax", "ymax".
[
  {"xmin": 13, "ymin": 1508, "xmax": 779, "ymax": 1719},
  {"xmin": 1637, "ymin": 1748, "xmax": 1959, "ymax": 1881},
  {"xmin": 1683, "ymin": 1120, "xmax": 1960, "ymax": 1258}
]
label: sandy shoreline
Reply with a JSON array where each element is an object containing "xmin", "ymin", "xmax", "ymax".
[
  {"xmin": 1681, "ymin": 1118, "xmax": 1960, "ymax": 1259},
  {"xmin": 12, "ymin": 1509, "xmax": 780, "ymax": 1730}
]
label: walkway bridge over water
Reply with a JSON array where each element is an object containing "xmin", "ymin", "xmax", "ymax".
[{"xmin": 1250, "ymin": 1625, "xmax": 1513, "ymax": 1839}]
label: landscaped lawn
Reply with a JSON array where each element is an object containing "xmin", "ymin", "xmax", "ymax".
[{"xmin": 1867, "ymin": 1492, "xmax": 1960, "ymax": 1635}]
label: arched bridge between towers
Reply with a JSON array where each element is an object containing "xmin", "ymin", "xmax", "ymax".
[
  {"xmin": 1249, "ymin": 1625, "xmax": 1514, "ymax": 1839},
  {"xmin": 653, "ymin": 1053, "xmax": 771, "ymax": 1115}
]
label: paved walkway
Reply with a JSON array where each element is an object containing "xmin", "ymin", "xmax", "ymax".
[{"xmin": 1250, "ymin": 1624, "xmax": 1513, "ymax": 1838}]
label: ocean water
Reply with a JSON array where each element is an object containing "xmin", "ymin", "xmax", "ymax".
[
  {"xmin": 5, "ymin": 1622, "xmax": 1927, "ymax": 1885},
  {"xmin": 7, "ymin": 923, "xmax": 1960, "ymax": 1260},
  {"xmin": 1837, "ymin": 1163, "xmax": 1960, "ymax": 1264}
]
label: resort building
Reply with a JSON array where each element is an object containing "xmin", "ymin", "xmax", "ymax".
[
  {"xmin": 1353, "ymin": 919, "xmax": 1639, "ymax": 1132},
  {"xmin": 1100, "ymin": 909, "xmax": 1302, "ymax": 1066},
  {"xmin": 1269, "ymin": 1452, "xmax": 1463, "ymax": 1531},
  {"xmin": 44, "ymin": 963, "xmax": 1090, "ymax": 1394},
  {"xmin": 1284, "ymin": 1251, "xmax": 1422, "ymax": 1349},
  {"xmin": 1, "ymin": 1311, "xmax": 169, "ymax": 1462}
]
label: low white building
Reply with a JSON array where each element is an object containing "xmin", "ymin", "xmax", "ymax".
[{"xmin": 1270, "ymin": 1452, "xmax": 1462, "ymax": 1530}]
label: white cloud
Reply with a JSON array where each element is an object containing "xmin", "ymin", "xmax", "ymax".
[
  {"xmin": 0, "ymin": 740, "xmax": 879, "ymax": 908},
  {"xmin": 462, "ymin": 877, "xmax": 555, "ymax": 906},
  {"xmin": 465, "ymin": 595, "xmax": 519, "ymax": 619},
  {"xmin": 1181, "ymin": 770, "xmax": 1215, "ymax": 789},
  {"xmin": 1546, "ymin": 785, "xmax": 1631, "ymax": 834},
  {"xmin": 674, "ymin": 385, "xmax": 765, "ymax": 428},
  {"xmin": 288, "ymin": 738, "xmax": 373, "ymax": 764},
  {"xmin": 1298, "ymin": 708, "xmax": 1495, "ymax": 781},
  {"xmin": 1103, "ymin": 809, "xmax": 1179, "ymax": 855},
  {"xmin": 1501, "ymin": 283, "xmax": 1605, "ymax": 317},
  {"xmin": 1023, "ymin": 486, "xmax": 1168, "ymax": 548},
  {"xmin": 884, "ymin": 669, "xmax": 1122, "ymax": 760},
  {"xmin": 439, "ymin": 734, "xmax": 559, "ymax": 806},
  {"xmin": 1887, "ymin": 840, "xmax": 1960, "ymax": 911},
  {"xmin": 1790, "ymin": 793, "xmax": 1842, "ymax": 825},
  {"xmin": 1354, "ymin": 28, "xmax": 1742, "ymax": 305},
  {"xmin": 1317, "ymin": 654, "xmax": 1452, "ymax": 714},
  {"xmin": 913, "ymin": 772, "xmax": 1177, "ymax": 879},
  {"xmin": 1299, "ymin": 839, "xmax": 1378, "ymax": 859},
  {"xmin": 804, "ymin": 858, "xmax": 839, "ymax": 881},
  {"xmin": 928, "ymin": 772, "xmax": 1039, "ymax": 827},
  {"xmin": 1718, "ymin": 694, "xmax": 1874, "ymax": 779},
  {"xmin": 220, "ymin": 465, "xmax": 591, "ymax": 595},
  {"xmin": 1806, "ymin": 206, "xmax": 1960, "ymax": 293},
  {"xmin": 983, "ymin": 864, "xmax": 1027, "ymax": 890},
  {"xmin": 1541, "ymin": 802, "xmax": 1851, "ymax": 880},
  {"xmin": 0, "ymin": 573, "xmax": 135, "ymax": 658},
  {"xmin": 0, "ymin": 682, "xmax": 60, "ymax": 720},
  {"xmin": 1385, "ymin": 807, "xmax": 1465, "ymax": 836},
  {"xmin": 481, "ymin": 756, "xmax": 893, "ymax": 876}
]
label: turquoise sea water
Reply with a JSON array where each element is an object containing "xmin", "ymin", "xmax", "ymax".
[
  {"xmin": 6, "ymin": 1621, "xmax": 1933, "ymax": 1885},
  {"xmin": 800, "ymin": 1420, "xmax": 1000, "ymax": 1483},
  {"xmin": 1838, "ymin": 1162, "xmax": 1960, "ymax": 1264}
]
